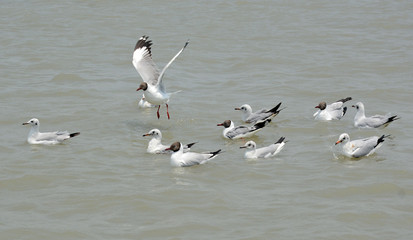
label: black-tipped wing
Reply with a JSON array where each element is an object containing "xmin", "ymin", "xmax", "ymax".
[
  {"xmin": 132, "ymin": 36, "xmax": 161, "ymax": 86},
  {"xmin": 336, "ymin": 97, "xmax": 352, "ymax": 103}
]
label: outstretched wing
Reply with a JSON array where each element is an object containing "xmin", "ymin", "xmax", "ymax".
[
  {"xmin": 132, "ymin": 36, "xmax": 160, "ymax": 86},
  {"xmin": 157, "ymin": 40, "xmax": 189, "ymax": 91}
]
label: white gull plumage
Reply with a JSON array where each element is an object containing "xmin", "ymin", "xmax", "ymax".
[
  {"xmin": 217, "ymin": 119, "xmax": 271, "ymax": 139},
  {"xmin": 133, "ymin": 35, "xmax": 189, "ymax": 119},
  {"xmin": 240, "ymin": 137, "xmax": 286, "ymax": 159},
  {"xmin": 335, "ymin": 133, "xmax": 390, "ymax": 158},
  {"xmin": 143, "ymin": 128, "xmax": 195, "ymax": 154},
  {"xmin": 138, "ymin": 94, "xmax": 157, "ymax": 108},
  {"xmin": 235, "ymin": 102, "xmax": 283, "ymax": 124},
  {"xmin": 352, "ymin": 102, "xmax": 399, "ymax": 128},
  {"xmin": 313, "ymin": 97, "xmax": 352, "ymax": 120},
  {"xmin": 22, "ymin": 118, "xmax": 80, "ymax": 145},
  {"xmin": 166, "ymin": 142, "xmax": 222, "ymax": 167}
]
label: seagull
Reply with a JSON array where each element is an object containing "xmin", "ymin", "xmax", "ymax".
[
  {"xmin": 138, "ymin": 94, "xmax": 157, "ymax": 108},
  {"xmin": 165, "ymin": 142, "xmax": 222, "ymax": 167},
  {"xmin": 235, "ymin": 102, "xmax": 284, "ymax": 124},
  {"xmin": 22, "ymin": 118, "xmax": 80, "ymax": 145},
  {"xmin": 335, "ymin": 133, "xmax": 390, "ymax": 158},
  {"xmin": 133, "ymin": 35, "xmax": 189, "ymax": 119},
  {"xmin": 352, "ymin": 102, "xmax": 400, "ymax": 128},
  {"xmin": 313, "ymin": 97, "xmax": 352, "ymax": 120},
  {"xmin": 240, "ymin": 137, "xmax": 286, "ymax": 159},
  {"xmin": 143, "ymin": 128, "xmax": 196, "ymax": 154},
  {"xmin": 217, "ymin": 119, "xmax": 271, "ymax": 139}
]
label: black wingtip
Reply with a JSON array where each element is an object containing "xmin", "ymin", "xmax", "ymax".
[
  {"xmin": 275, "ymin": 136, "xmax": 286, "ymax": 144},
  {"xmin": 337, "ymin": 97, "xmax": 352, "ymax": 103},
  {"xmin": 267, "ymin": 102, "xmax": 283, "ymax": 114},
  {"xmin": 375, "ymin": 134, "xmax": 391, "ymax": 148},
  {"xmin": 210, "ymin": 149, "xmax": 222, "ymax": 157},
  {"xmin": 383, "ymin": 115, "xmax": 400, "ymax": 126},
  {"xmin": 70, "ymin": 132, "xmax": 80, "ymax": 138},
  {"xmin": 134, "ymin": 35, "xmax": 152, "ymax": 55},
  {"xmin": 186, "ymin": 142, "xmax": 197, "ymax": 148},
  {"xmin": 183, "ymin": 39, "xmax": 189, "ymax": 49},
  {"xmin": 342, "ymin": 106, "xmax": 348, "ymax": 117},
  {"xmin": 254, "ymin": 119, "xmax": 271, "ymax": 129}
]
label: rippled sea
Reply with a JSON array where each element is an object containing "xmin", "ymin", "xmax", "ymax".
[{"xmin": 1, "ymin": 1, "xmax": 413, "ymax": 239}]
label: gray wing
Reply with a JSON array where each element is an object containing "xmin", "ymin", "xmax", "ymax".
[
  {"xmin": 246, "ymin": 110, "xmax": 272, "ymax": 123},
  {"xmin": 364, "ymin": 115, "xmax": 388, "ymax": 127},
  {"xmin": 326, "ymin": 102, "xmax": 345, "ymax": 119},
  {"xmin": 37, "ymin": 131, "xmax": 69, "ymax": 141},
  {"xmin": 351, "ymin": 137, "xmax": 378, "ymax": 157},
  {"xmin": 327, "ymin": 102, "xmax": 344, "ymax": 111},
  {"xmin": 227, "ymin": 126, "xmax": 249, "ymax": 139},
  {"xmin": 255, "ymin": 145, "xmax": 277, "ymax": 158}
]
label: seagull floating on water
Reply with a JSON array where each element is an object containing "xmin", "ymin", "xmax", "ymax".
[
  {"xmin": 133, "ymin": 35, "xmax": 189, "ymax": 119},
  {"xmin": 313, "ymin": 97, "xmax": 352, "ymax": 120},
  {"xmin": 143, "ymin": 128, "xmax": 196, "ymax": 154},
  {"xmin": 22, "ymin": 118, "xmax": 80, "ymax": 145},
  {"xmin": 165, "ymin": 142, "xmax": 222, "ymax": 167},
  {"xmin": 240, "ymin": 137, "xmax": 286, "ymax": 159},
  {"xmin": 235, "ymin": 102, "xmax": 283, "ymax": 124},
  {"xmin": 335, "ymin": 133, "xmax": 390, "ymax": 158},
  {"xmin": 217, "ymin": 119, "xmax": 271, "ymax": 139},
  {"xmin": 352, "ymin": 102, "xmax": 399, "ymax": 128},
  {"xmin": 138, "ymin": 94, "xmax": 157, "ymax": 108}
]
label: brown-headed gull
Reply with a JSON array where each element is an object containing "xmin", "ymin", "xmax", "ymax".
[
  {"xmin": 217, "ymin": 119, "xmax": 271, "ymax": 139},
  {"xmin": 143, "ymin": 128, "xmax": 196, "ymax": 154},
  {"xmin": 133, "ymin": 35, "xmax": 189, "ymax": 119},
  {"xmin": 165, "ymin": 142, "xmax": 222, "ymax": 167},
  {"xmin": 22, "ymin": 118, "xmax": 80, "ymax": 145},
  {"xmin": 240, "ymin": 137, "xmax": 286, "ymax": 159},
  {"xmin": 335, "ymin": 133, "xmax": 390, "ymax": 158},
  {"xmin": 352, "ymin": 102, "xmax": 399, "ymax": 128},
  {"xmin": 313, "ymin": 97, "xmax": 352, "ymax": 120},
  {"xmin": 235, "ymin": 102, "xmax": 283, "ymax": 124}
]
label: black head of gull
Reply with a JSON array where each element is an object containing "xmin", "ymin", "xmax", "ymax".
[
  {"xmin": 217, "ymin": 120, "xmax": 232, "ymax": 128},
  {"xmin": 166, "ymin": 142, "xmax": 181, "ymax": 152},
  {"xmin": 315, "ymin": 102, "xmax": 327, "ymax": 110}
]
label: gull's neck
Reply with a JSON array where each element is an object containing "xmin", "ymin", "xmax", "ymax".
[
  {"xmin": 242, "ymin": 108, "xmax": 253, "ymax": 121},
  {"xmin": 355, "ymin": 107, "xmax": 366, "ymax": 121}
]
